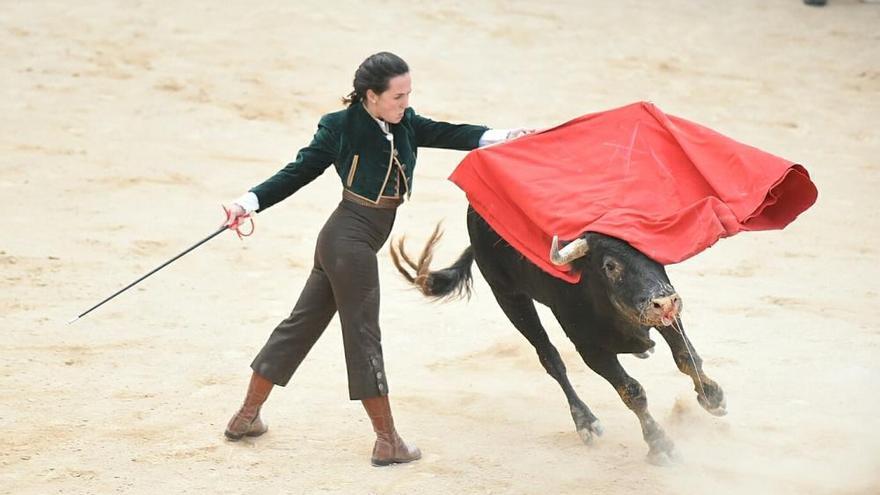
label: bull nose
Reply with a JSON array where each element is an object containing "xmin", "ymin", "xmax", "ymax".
[{"xmin": 651, "ymin": 294, "xmax": 681, "ymax": 315}]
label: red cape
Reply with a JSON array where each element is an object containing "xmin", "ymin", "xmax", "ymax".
[{"xmin": 449, "ymin": 101, "xmax": 818, "ymax": 283}]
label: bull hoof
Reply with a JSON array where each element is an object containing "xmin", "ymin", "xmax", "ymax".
[
  {"xmin": 577, "ymin": 420, "xmax": 604, "ymax": 445},
  {"xmin": 645, "ymin": 429, "xmax": 677, "ymax": 466},
  {"xmin": 633, "ymin": 347, "xmax": 655, "ymax": 359},
  {"xmin": 646, "ymin": 435, "xmax": 679, "ymax": 466},
  {"xmin": 647, "ymin": 448, "xmax": 682, "ymax": 466},
  {"xmin": 698, "ymin": 394, "xmax": 728, "ymax": 416},
  {"xmin": 696, "ymin": 381, "xmax": 727, "ymax": 416}
]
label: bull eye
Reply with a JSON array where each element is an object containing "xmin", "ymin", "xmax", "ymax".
[{"xmin": 603, "ymin": 259, "xmax": 620, "ymax": 278}]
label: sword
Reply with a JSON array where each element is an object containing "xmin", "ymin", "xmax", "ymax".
[{"xmin": 67, "ymin": 207, "xmax": 253, "ymax": 324}]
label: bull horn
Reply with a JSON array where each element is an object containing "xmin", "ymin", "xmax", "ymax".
[{"xmin": 550, "ymin": 235, "xmax": 589, "ymax": 265}]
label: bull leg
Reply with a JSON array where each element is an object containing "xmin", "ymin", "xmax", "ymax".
[
  {"xmin": 489, "ymin": 289, "xmax": 603, "ymax": 445},
  {"xmin": 656, "ymin": 323, "xmax": 727, "ymax": 416},
  {"xmin": 579, "ymin": 349, "xmax": 677, "ymax": 465}
]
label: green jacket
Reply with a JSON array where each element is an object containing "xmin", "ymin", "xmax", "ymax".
[{"xmin": 250, "ymin": 103, "xmax": 489, "ymax": 211}]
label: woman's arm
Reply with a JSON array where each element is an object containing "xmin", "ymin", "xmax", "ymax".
[
  {"xmin": 410, "ymin": 110, "xmax": 488, "ymax": 150},
  {"xmin": 477, "ymin": 128, "xmax": 537, "ymax": 147},
  {"xmin": 410, "ymin": 109, "xmax": 535, "ymax": 150},
  {"xmin": 243, "ymin": 117, "xmax": 338, "ymax": 213}
]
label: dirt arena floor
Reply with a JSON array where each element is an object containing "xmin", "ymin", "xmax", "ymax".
[{"xmin": 2, "ymin": 1, "xmax": 878, "ymax": 493}]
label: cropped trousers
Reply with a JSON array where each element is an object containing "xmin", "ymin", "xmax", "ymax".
[{"xmin": 250, "ymin": 199, "xmax": 397, "ymax": 400}]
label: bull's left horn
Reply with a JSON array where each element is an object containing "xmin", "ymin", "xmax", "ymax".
[{"xmin": 550, "ymin": 235, "xmax": 589, "ymax": 265}]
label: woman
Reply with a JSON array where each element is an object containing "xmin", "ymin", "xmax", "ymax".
[{"xmin": 223, "ymin": 51, "xmax": 531, "ymax": 466}]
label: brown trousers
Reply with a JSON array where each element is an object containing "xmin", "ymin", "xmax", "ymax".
[{"xmin": 251, "ymin": 199, "xmax": 397, "ymax": 400}]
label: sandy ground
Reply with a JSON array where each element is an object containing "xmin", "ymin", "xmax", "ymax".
[{"xmin": 2, "ymin": 1, "xmax": 879, "ymax": 494}]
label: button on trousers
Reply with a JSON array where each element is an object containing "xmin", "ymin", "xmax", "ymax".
[{"xmin": 251, "ymin": 199, "xmax": 396, "ymax": 400}]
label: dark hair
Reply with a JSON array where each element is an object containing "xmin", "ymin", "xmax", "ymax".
[{"xmin": 342, "ymin": 52, "xmax": 409, "ymax": 107}]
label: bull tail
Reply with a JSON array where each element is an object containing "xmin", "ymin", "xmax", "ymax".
[{"xmin": 389, "ymin": 222, "xmax": 474, "ymax": 301}]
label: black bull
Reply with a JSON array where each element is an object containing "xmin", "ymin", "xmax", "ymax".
[{"xmin": 390, "ymin": 206, "xmax": 727, "ymax": 465}]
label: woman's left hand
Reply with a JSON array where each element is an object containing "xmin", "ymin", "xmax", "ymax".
[{"xmin": 505, "ymin": 128, "xmax": 539, "ymax": 140}]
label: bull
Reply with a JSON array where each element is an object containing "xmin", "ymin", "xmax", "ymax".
[{"xmin": 390, "ymin": 206, "xmax": 727, "ymax": 465}]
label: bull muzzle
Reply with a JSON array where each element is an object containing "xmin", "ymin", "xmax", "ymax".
[
  {"xmin": 550, "ymin": 235, "xmax": 589, "ymax": 266},
  {"xmin": 650, "ymin": 294, "xmax": 682, "ymax": 326}
]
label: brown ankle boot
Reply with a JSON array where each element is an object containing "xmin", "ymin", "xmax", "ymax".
[
  {"xmin": 225, "ymin": 372, "xmax": 273, "ymax": 441},
  {"xmin": 362, "ymin": 396, "xmax": 421, "ymax": 466}
]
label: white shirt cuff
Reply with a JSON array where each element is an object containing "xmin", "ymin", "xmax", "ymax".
[
  {"xmin": 233, "ymin": 192, "xmax": 260, "ymax": 214},
  {"xmin": 478, "ymin": 128, "xmax": 511, "ymax": 148}
]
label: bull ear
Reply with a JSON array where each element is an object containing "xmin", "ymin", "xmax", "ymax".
[{"xmin": 550, "ymin": 235, "xmax": 589, "ymax": 266}]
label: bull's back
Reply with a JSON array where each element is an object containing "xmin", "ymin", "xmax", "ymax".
[{"xmin": 466, "ymin": 206, "xmax": 578, "ymax": 307}]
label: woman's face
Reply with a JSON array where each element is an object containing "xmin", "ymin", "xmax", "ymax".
[{"xmin": 366, "ymin": 73, "xmax": 411, "ymax": 124}]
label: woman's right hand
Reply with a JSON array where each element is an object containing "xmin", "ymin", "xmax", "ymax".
[{"xmin": 222, "ymin": 203, "xmax": 250, "ymax": 228}]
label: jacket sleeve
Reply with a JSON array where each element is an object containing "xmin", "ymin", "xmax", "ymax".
[
  {"xmin": 249, "ymin": 117, "xmax": 337, "ymax": 212},
  {"xmin": 410, "ymin": 109, "xmax": 489, "ymax": 151}
]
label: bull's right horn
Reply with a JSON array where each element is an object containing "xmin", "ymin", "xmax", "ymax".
[{"xmin": 550, "ymin": 235, "xmax": 589, "ymax": 266}]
